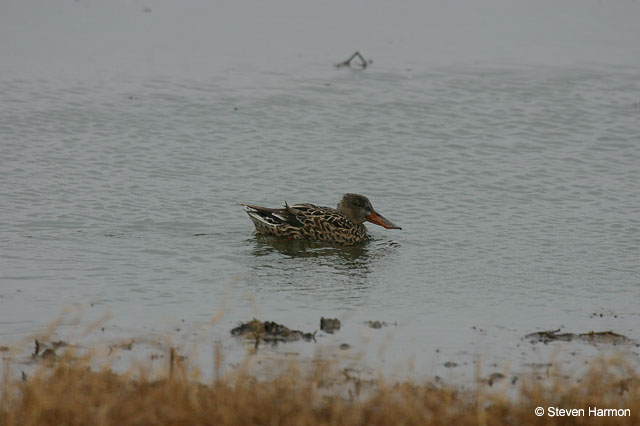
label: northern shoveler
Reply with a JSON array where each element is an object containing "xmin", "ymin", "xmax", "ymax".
[{"xmin": 241, "ymin": 193, "xmax": 401, "ymax": 245}]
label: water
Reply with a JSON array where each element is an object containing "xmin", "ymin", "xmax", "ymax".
[{"xmin": 1, "ymin": 0, "xmax": 639, "ymax": 382}]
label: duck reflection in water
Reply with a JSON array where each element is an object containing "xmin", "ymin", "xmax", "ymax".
[
  {"xmin": 247, "ymin": 234, "xmax": 400, "ymax": 285},
  {"xmin": 242, "ymin": 231, "xmax": 401, "ymax": 306},
  {"xmin": 251, "ymin": 234, "xmax": 370, "ymax": 261}
]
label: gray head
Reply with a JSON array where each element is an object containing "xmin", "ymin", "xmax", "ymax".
[{"xmin": 337, "ymin": 193, "xmax": 401, "ymax": 229}]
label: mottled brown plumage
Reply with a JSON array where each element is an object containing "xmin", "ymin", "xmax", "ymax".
[{"xmin": 241, "ymin": 194, "xmax": 401, "ymax": 245}]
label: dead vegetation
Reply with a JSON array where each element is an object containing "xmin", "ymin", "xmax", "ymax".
[{"xmin": 1, "ymin": 343, "xmax": 639, "ymax": 426}]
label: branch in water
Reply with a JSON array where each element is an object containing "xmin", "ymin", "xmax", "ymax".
[{"xmin": 335, "ymin": 51, "xmax": 372, "ymax": 69}]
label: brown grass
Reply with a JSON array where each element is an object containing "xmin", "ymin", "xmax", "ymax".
[{"xmin": 1, "ymin": 346, "xmax": 638, "ymax": 426}]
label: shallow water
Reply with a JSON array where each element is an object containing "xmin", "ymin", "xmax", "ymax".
[{"xmin": 1, "ymin": 0, "xmax": 639, "ymax": 381}]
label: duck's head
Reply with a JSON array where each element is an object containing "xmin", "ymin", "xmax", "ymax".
[{"xmin": 337, "ymin": 193, "xmax": 401, "ymax": 229}]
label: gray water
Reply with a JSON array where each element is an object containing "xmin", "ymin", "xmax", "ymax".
[{"xmin": 1, "ymin": 0, "xmax": 639, "ymax": 382}]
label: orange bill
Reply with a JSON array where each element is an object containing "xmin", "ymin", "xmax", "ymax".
[{"xmin": 366, "ymin": 212, "xmax": 402, "ymax": 230}]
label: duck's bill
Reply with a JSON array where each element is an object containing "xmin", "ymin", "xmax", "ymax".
[{"xmin": 367, "ymin": 212, "xmax": 402, "ymax": 230}]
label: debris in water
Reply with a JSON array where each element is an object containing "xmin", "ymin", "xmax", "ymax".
[
  {"xmin": 525, "ymin": 329, "xmax": 631, "ymax": 345},
  {"xmin": 335, "ymin": 51, "xmax": 371, "ymax": 69},
  {"xmin": 365, "ymin": 320, "xmax": 392, "ymax": 329}
]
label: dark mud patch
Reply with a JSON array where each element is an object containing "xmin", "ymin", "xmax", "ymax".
[
  {"xmin": 30, "ymin": 339, "xmax": 73, "ymax": 362},
  {"xmin": 485, "ymin": 372, "xmax": 506, "ymax": 386},
  {"xmin": 525, "ymin": 329, "xmax": 632, "ymax": 345},
  {"xmin": 34, "ymin": 339, "xmax": 68, "ymax": 355},
  {"xmin": 231, "ymin": 319, "xmax": 316, "ymax": 346},
  {"xmin": 109, "ymin": 340, "xmax": 134, "ymax": 352},
  {"xmin": 320, "ymin": 317, "xmax": 341, "ymax": 334},
  {"xmin": 365, "ymin": 320, "xmax": 396, "ymax": 329}
]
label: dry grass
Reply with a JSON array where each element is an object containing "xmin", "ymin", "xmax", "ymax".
[{"xmin": 1, "ymin": 346, "xmax": 638, "ymax": 426}]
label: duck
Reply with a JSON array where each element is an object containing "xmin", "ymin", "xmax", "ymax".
[{"xmin": 241, "ymin": 193, "xmax": 401, "ymax": 245}]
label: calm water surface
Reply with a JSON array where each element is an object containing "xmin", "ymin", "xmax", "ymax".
[{"xmin": 1, "ymin": 0, "xmax": 639, "ymax": 381}]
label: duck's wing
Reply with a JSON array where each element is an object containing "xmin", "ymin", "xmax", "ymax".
[
  {"xmin": 241, "ymin": 203, "xmax": 306, "ymax": 228},
  {"xmin": 287, "ymin": 203, "xmax": 357, "ymax": 230}
]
